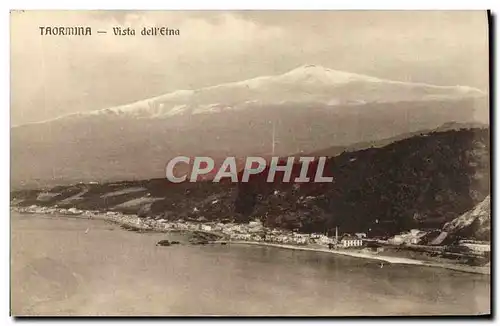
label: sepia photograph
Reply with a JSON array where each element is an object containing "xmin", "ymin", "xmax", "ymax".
[{"xmin": 9, "ymin": 10, "xmax": 491, "ymax": 317}]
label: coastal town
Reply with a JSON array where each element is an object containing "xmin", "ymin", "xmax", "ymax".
[
  {"xmin": 12, "ymin": 204, "xmax": 345, "ymax": 247},
  {"xmin": 11, "ymin": 204, "xmax": 490, "ymax": 261}
]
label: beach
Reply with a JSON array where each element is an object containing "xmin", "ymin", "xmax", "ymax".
[{"xmin": 220, "ymin": 241, "xmax": 491, "ymax": 275}]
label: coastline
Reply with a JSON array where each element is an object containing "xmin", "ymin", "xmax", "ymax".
[
  {"xmin": 220, "ymin": 241, "xmax": 491, "ymax": 275},
  {"xmin": 12, "ymin": 208, "xmax": 490, "ymax": 276}
]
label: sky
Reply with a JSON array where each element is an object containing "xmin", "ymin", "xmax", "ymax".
[{"xmin": 10, "ymin": 10, "xmax": 489, "ymax": 126}]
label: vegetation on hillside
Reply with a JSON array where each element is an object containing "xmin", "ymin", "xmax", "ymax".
[{"xmin": 11, "ymin": 128, "xmax": 490, "ymax": 238}]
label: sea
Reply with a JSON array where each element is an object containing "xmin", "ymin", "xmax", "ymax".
[{"xmin": 10, "ymin": 213, "xmax": 490, "ymax": 316}]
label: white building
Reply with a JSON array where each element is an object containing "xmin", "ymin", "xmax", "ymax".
[
  {"xmin": 341, "ymin": 236, "xmax": 363, "ymax": 248},
  {"xmin": 249, "ymin": 220, "xmax": 263, "ymax": 228},
  {"xmin": 248, "ymin": 220, "xmax": 264, "ymax": 233},
  {"xmin": 410, "ymin": 238, "xmax": 420, "ymax": 245},
  {"xmin": 317, "ymin": 235, "xmax": 332, "ymax": 245},
  {"xmin": 201, "ymin": 225, "xmax": 212, "ymax": 232},
  {"xmin": 388, "ymin": 235, "xmax": 404, "ymax": 245}
]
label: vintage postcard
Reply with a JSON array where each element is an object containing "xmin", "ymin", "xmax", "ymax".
[{"xmin": 10, "ymin": 10, "xmax": 490, "ymax": 316}]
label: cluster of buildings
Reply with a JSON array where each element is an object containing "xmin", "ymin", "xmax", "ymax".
[
  {"xmin": 14, "ymin": 205, "xmax": 374, "ymax": 249},
  {"xmin": 14, "ymin": 205, "xmax": 92, "ymax": 216},
  {"xmin": 12, "ymin": 204, "xmax": 491, "ymax": 258},
  {"xmin": 457, "ymin": 239, "xmax": 491, "ymax": 254}
]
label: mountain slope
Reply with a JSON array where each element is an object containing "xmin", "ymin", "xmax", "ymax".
[
  {"xmin": 236, "ymin": 127, "xmax": 490, "ymax": 233},
  {"xmin": 12, "ymin": 128, "xmax": 490, "ymax": 237},
  {"xmin": 29, "ymin": 64, "xmax": 485, "ymax": 120},
  {"xmin": 305, "ymin": 121, "xmax": 488, "ymax": 157},
  {"xmin": 443, "ymin": 195, "xmax": 491, "ymax": 241},
  {"xmin": 11, "ymin": 65, "xmax": 487, "ymax": 188},
  {"xmin": 85, "ymin": 64, "xmax": 486, "ymax": 118}
]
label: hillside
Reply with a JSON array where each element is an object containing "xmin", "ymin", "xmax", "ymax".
[
  {"xmin": 307, "ymin": 121, "xmax": 488, "ymax": 157},
  {"xmin": 236, "ymin": 127, "xmax": 490, "ymax": 234},
  {"xmin": 443, "ymin": 195, "xmax": 491, "ymax": 241},
  {"xmin": 11, "ymin": 128, "xmax": 490, "ymax": 237}
]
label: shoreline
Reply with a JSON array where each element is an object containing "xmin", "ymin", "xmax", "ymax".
[
  {"xmin": 12, "ymin": 209, "xmax": 490, "ymax": 276},
  {"xmin": 219, "ymin": 241, "xmax": 491, "ymax": 275}
]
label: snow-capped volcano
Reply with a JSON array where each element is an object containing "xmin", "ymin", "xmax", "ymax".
[
  {"xmin": 278, "ymin": 64, "xmax": 384, "ymax": 84},
  {"xmin": 11, "ymin": 64, "xmax": 487, "ymax": 187},
  {"xmin": 76, "ymin": 64, "xmax": 484, "ymax": 119}
]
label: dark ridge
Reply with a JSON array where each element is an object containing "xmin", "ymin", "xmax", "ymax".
[{"xmin": 11, "ymin": 128, "xmax": 490, "ymax": 237}]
